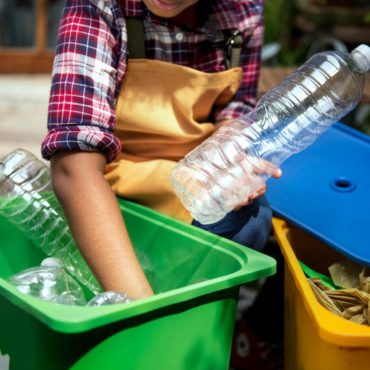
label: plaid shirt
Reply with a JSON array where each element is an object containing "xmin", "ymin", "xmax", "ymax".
[{"xmin": 41, "ymin": 0, "xmax": 264, "ymax": 162}]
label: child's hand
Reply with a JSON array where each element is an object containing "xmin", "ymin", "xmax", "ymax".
[
  {"xmin": 234, "ymin": 162, "xmax": 282, "ymax": 209},
  {"xmin": 213, "ymin": 120, "xmax": 282, "ymax": 208}
]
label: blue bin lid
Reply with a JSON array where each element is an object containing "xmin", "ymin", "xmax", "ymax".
[{"xmin": 266, "ymin": 122, "xmax": 370, "ymax": 266}]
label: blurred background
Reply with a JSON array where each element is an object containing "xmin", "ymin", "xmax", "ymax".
[{"xmin": 0, "ymin": 0, "xmax": 369, "ymax": 159}]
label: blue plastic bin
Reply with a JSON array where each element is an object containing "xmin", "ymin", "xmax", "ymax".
[{"xmin": 267, "ymin": 122, "xmax": 370, "ymax": 265}]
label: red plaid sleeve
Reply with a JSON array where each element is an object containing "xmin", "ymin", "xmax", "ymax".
[{"xmin": 41, "ymin": 0, "xmax": 123, "ymax": 163}]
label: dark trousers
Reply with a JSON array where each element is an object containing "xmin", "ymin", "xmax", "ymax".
[
  {"xmin": 192, "ymin": 196, "xmax": 273, "ymax": 251},
  {"xmin": 192, "ymin": 196, "xmax": 284, "ymax": 343}
]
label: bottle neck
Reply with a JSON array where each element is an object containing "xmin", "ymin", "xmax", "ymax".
[{"xmin": 351, "ymin": 46, "xmax": 370, "ymax": 73}]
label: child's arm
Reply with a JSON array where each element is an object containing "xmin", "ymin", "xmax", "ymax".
[{"xmin": 51, "ymin": 151, "xmax": 153, "ymax": 300}]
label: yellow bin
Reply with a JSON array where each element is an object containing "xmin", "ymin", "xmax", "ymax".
[{"xmin": 273, "ymin": 217, "xmax": 370, "ymax": 370}]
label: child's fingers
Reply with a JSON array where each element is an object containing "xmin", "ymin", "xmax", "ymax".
[
  {"xmin": 248, "ymin": 158, "xmax": 281, "ymax": 178},
  {"xmin": 232, "ymin": 158, "xmax": 282, "ymax": 211},
  {"xmin": 272, "ymin": 167, "xmax": 282, "ymax": 178},
  {"xmin": 234, "ymin": 184, "xmax": 267, "ymax": 210}
]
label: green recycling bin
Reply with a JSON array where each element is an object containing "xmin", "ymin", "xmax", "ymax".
[{"xmin": 0, "ymin": 198, "xmax": 275, "ymax": 370}]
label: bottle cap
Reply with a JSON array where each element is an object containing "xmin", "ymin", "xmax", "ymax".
[{"xmin": 351, "ymin": 44, "xmax": 370, "ymax": 73}]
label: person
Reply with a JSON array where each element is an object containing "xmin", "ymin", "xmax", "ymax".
[{"xmin": 42, "ymin": 0, "xmax": 283, "ymax": 355}]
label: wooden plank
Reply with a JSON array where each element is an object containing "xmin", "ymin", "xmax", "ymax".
[
  {"xmin": 0, "ymin": 51, "xmax": 54, "ymax": 73},
  {"xmin": 0, "ymin": 0, "xmax": 52, "ymax": 73},
  {"xmin": 36, "ymin": 0, "xmax": 47, "ymax": 52},
  {"xmin": 258, "ymin": 67, "xmax": 294, "ymax": 97},
  {"xmin": 258, "ymin": 66, "xmax": 370, "ymax": 103},
  {"xmin": 293, "ymin": 15, "xmax": 370, "ymax": 44}
]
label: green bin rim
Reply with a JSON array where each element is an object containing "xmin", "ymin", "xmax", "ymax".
[{"xmin": 0, "ymin": 199, "xmax": 276, "ymax": 333}]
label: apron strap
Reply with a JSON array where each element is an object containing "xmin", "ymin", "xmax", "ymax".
[
  {"xmin": 125, "ymin": 17, "xmax": 146, "ymax": 59},
  {"xmin": 125, "ymin": 17, "xmax": 242, "ymax": 68},
  {"xmin": 224, "ymin": 29, "xmax": 243, "ymax": 69}
]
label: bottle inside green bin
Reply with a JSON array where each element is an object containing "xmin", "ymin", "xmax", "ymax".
[
  {"xmin": 0, "ymin": 148, "xmax": 102, "ymax": 295},
  {"xmin": 8, "ymin": 264, "xmax": 87, "ymax": 306}
]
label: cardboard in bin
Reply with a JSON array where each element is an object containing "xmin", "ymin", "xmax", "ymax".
[
  {"xmin": 0, "ymin": 198, "xmax": 275, "ymax": 370},
  {"xmin": 273, "ymin": 217, "xmax": 370, "ymax": 370},
  {"xmin": 266, "ymin": 122, "xmax": 370, "ymax": 266}
]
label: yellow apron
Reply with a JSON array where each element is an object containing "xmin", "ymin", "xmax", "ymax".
[{"xmin": 105, "ymin": 58, "xmax": 242, "ymax": 223}]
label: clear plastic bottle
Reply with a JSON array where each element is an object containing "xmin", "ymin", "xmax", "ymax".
[
  {"xmin": 8, "ymin": 265, "xmax": 87, "ymax": 306},
  {"xmin": 87, "ymin": 291, "xmax": 132, "ymax": 306},
  {"xmin": 170, "ymin": 44, "xmax": 370, "ymax": 224},
  {"xmin": 0, "ymin": 148, "xmax": 102, "ymax": 294}
]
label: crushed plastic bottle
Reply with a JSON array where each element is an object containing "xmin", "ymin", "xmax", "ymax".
[
  {"xmin": 8, "ymin": 266, "xmax": 86, "ymax": 306},
  {"xmin": 0, "ymin": 149, "xmax": 102, "ymax": 294},
  {"xmin": 170, "ymin": 44, "xmax": 370, "ymax": 224},
  {"xmin": 87, "ymin": 291, "xmax": 132, "ymax": 306},
  {"xmin": 41, "ymin": 257, "xmax": 63, "ymax": 268}
]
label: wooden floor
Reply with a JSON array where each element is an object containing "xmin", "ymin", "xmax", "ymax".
[{"xmin": 1, "ymin": 69, "xmax": 369, "ymax": 162}]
